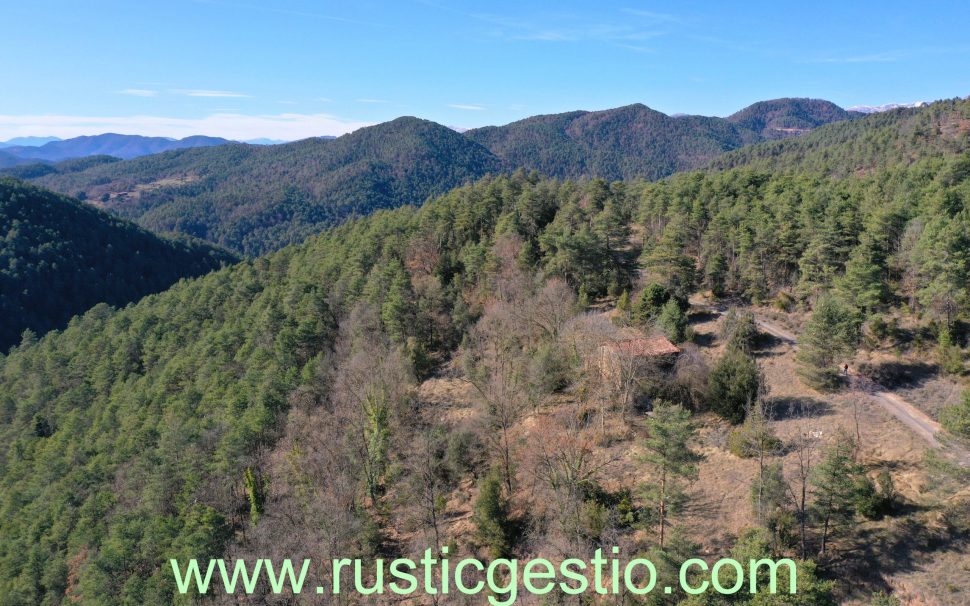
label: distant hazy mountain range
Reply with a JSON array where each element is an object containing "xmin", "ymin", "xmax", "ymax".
[
  {"xmin": 16, "ymin": 97, "xmax": 861, "ymax": 255},
  {"xmin": 0, "ymin": 150, "xmax": 34, "ymax": 168},
  {"xmin": 0, "ymin": 136, "xmax": 62, "ymax": 148},
  {"xmin": 0, "ymin": 133, "xmax": 232, "ymax": 165},
  {"xmin": 846, "ymin": 101, "xmax": 927, "ymax": 113}
]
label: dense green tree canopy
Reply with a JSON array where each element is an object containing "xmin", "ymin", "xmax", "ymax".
[
  {"xmin": 0, "ymin": 178, "xmax": 236, "ymax": 350},
  {"xmin": 0, "ymin": 173, "xmax": 639, "ymax": 604},
  {"xmin": 1, "ymin": 97, "xmax": 969, "ymax": 606},
  {"xmin": 29, "ymin": 118, "xmax": 503, "ymax": 256}
]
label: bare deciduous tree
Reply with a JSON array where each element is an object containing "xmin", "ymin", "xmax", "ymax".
[
  {"xmin": 528, "ymin": 409, "xmax": 618, "ymax": 558},
  {"xmin": 331, "ymin": 303, "xmax": 415, "ymax": 505},
  {"xmin": 531, "ymin": 278, "xmax": 577, "ymax": 341},
  {"xmin": 462, "ymin": 303, "xmax": 532, "ymax": 495},
  {"xmin": 785, "ymin": 399, "xmax": 824, "ymax": 558}
]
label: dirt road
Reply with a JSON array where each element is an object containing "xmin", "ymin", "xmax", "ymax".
[
  {"xmin": 753, "ymin": 317, "xmax": 798, "ymax": 345},
  {"xmin": 754, "ymin": 313, "xmax": 970, "ymax": 467},
  {"xmin": 701, "ymin": 304, "xmax": 970, "ymax": 467},
  {"xmin": 850, "ymin": 374, "xmax": 944, "ymax": 449}
]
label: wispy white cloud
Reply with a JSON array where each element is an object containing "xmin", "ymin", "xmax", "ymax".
[
  {"xmin": 118, "ymin": 88, "xmax": 158, "ymax": 97},
  {"xmin": 317, "ymin": 97, "xmax": 333, "ymax": 102},
  {"xmin": 810, "ymin": 52, "xmax": 901, "ymax": 64},
  {"xmin": 470, "ymin": 11, "xmax": 667, "ymax": 46},
  {"xmin": 515, "ymin": 30, "xmax": 573, "ymax": 41},
  {"xmin": 171, "ymin": 89, "xmax": 252, "ymax": 98},
  {"xmin": 0, "ymin": 113, "xmax": 372, "ymax": 141},
  {"xmin": 448, "ymin": 103, "xmax": 486, "ymax": 111},
  {"xmin": 191, "ymin": 0, "xmax": 379, "ymax": 26},
  {"xmin": 618, "ymin": 44, "xmax": 655, "ymax": 53},
  {"xmin": 620, "ymin": 9, "xmax": 680, "ymax": 23},
  {"xmin": 356, "ymin": 98, "xmax": 388, "ymax": 104},
  {"xmin": 803, "ymin": 45, "xmax": 970, "ymax": 65}
]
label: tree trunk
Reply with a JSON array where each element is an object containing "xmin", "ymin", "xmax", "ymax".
[
  {"xmin": 820, "ymin": 510, "xmax": 831, "ymax": 557},
  {"xmin": 799, "ymin": 481, "xmax": 808, "ymax": 559},
  {"xmin": 659, "ymin": 469, "xmax": 667, "ymax": 550}
]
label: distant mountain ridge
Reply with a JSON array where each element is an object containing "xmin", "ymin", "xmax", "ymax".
[
  {"xmin": 1, "ymin": 133, "xmax": 231, "ymax": 162},
  {"xmin": 709, "ymin": 97, "xmax": 970, "ymax": 176},
  {"xmin": 847, "ymin": 101, "xmax": 927, "ymax": 114},
  {"xmin": 23, "ymin": 97, "xmax": 856, "ymax": 254},
  {"xmin": 0, "ymin": 150, "xmax": 36, "ymax": 169},
  {"xmin": 725, "ymin": 98, "xmax": 856, "ymax": 139},
  {"xmin": 465, "ymin": 97, "xmax": 854, "ymax": 180},
  {"xmin": 31, "ymin": 117, "xmax": 501, "ymax": 255},
  {"xmin": 0, "ymin": 136, "xmax": 61, "ymax": 148}
]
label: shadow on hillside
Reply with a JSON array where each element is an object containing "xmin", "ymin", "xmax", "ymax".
[
  {"xmin": 832, "ymin": 511, "xmax": 970, "ymax": 602},
  {"xmin": 753, "ymin": 349, "xmax": 786, "ymax": 359},
  {"xmin": 690, "ymin": 332, "xmax": 716, "ymax": 347},
  {"xmin": 754, "ymin": 331, "xmax": 789, "ymax": 350},
  {"xmin": 766, "ymin": 396, "xmax": 833, "ymax": 419},
  {"xmin": 681, "ymin": 490, "xmax": 727, "ymax": 520},
  {"xmin": 688, "ymin": 310, "xmax": 720, "ymax": 324},
  {"xmin": 856, "ymin": 360, "xmax": 938, "ymax": 389}
]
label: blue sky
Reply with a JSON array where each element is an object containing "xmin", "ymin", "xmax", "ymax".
[{"xmin": 1, "ymin": 0, "xmax": 969, "ymax": 140}]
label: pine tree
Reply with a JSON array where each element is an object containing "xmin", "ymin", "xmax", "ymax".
[
  {"xmin": 705, "ymin": 251, "xmax": 728, "ymax": 298},
  {"xmin": 657, "ymin": 299, "xmax": 689, "ymax": 343},
  {"xmin": 936, "ymin": 327, "xmax": 964, "ymax": 375},
  {"xmin": 751, "ymin": 461, "xmax": 788, "ymax": 528},
  {"xmin": 473, "ymin": 472, "xmax": 513, "ymax": 559},
  {"xmin": 244, "ymin": 467, "xmax": 267, "ymax": 526},
  {"xmin": 940, "ymin": 390, "xmax": 970, "ymax": 438},
  {"xmin": 838, "ymin": 239, "xmax": 888, "ymax": 313},
  {"xmin": 796, "ymin": 295, "xmax": 860, "ymax": 390},
  {"xmin": 811, "ymin": 432, "xmax": 864, "ymax": 556},
  {"xmin": 632, "ymin": 282, "xmax": 672, "ymax": 324},
  {"xmin": 639, "ymin": 402, "xmax": 702, "ymax": 549},
  {"xmin": 616, "ymin": 290, "xmax": 630, "ymax": 314},
  {"xmin": 642, "ymin": 214, "xmax": 697, "ymax": 301},
  {"xmin": 720, "ymin": 308, "xmax": 759, "ymax": 353},
  {"xmin": 709, "ymin": 349, "xmax": 762, "ymax": 424}
]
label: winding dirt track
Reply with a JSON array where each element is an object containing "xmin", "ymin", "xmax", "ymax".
[
  {"xmin": 850, "ymin": 374, "xmax": 945, "ymax": 449},
  {"xmin": 703, "ymin": 305, "xmax": 970, "ymax": 467},
  {"xmin": 758, "ymin": 314, "xmax": 970, "ymax": 467}
]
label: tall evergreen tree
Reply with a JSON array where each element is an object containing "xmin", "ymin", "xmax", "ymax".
[
  {"xmin": 838, "ymin": 238, "xmax": 889, "ymax": 313},
  {"xmin": 709, "ymin": 349, "xmax": 763, "ymax": 424},
  {"xmin": 639, "ymin": 402, "xmax": 702, "ymax": 549},
  {"xmin": 796, "ymin": 295, "xmax": 860, "ymax": 389},
  {"xmin": 811, "ymin": 433, "xmax": 865, "ymax": 556}
]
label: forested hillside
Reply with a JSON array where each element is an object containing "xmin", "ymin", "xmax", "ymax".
[
  {"xmin": 711, "ymin": 97, "xmax": 970, "ymax": 175},
  {"xmin": 725, "ymin": 98, "xmax": 857, "ymax": 139},
  {"xmin": 465, "ymin": 98, "xmax": 852, "ymax": 180},
  {"xmin": 0, "ymin": 172, "xmax": 635, "ymax": 604},
  {"xmin": 30, "ymin": 118, "xmax": 502, "ymax": 255},
  {"xmin": 25, "ymin": 99, "xmax": 853, "ymax": 256},
  {"xmin": 0, "ymin": 178, "xmax": 236, "ymax": 350},
  {"xmin": 0, "ymin": 155, "xmax": 122, "ymax": 181},
  {"xmin": 2, "ymin": 98, "xmax": 970, "ymax": 606},
  {"xmin": 3, "ymin": 108, "xmax": 970, "ymax": 603}
]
